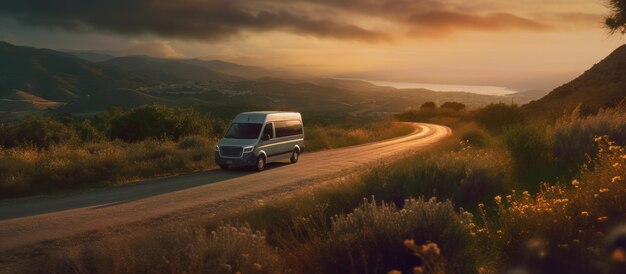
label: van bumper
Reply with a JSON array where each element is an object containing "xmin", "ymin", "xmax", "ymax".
[{"xmin": 215, "ymin": 152, "xmax": 256, "ymax": 166}]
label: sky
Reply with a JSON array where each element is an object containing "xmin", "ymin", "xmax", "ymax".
[{"xmin": 0, "ymin": 0, "xmax": 624, "ymax": 91}]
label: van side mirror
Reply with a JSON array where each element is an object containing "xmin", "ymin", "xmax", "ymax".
[{"xmin": 262, "ymin": 134, "xmax": 271, "ymax": 141}]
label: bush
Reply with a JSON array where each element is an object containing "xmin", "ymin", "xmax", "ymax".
[
  {"xmin": 420, "ymin": 102, "xmax": 437, "ymax": 110},
  {"xmin": 0, "ymin": 117, "xmax": 78, "ymax": 149},
  {"xmin": 109, "ymin": 104, "xmax": 215, "ymax": 142},
  {"xmin": 440, "ymin": 102, "xmax": 466, "ymax": 111},
  {"xmin": 474, "ymin": 137, "xmax": 626, "ymax": 273},
  {"xmin": 360, "ymin": 146, "xmax": 512, "ymax": 209},
  {"xmin": 501, "ymin": 124, "xmax": 558, "ymax": 188},
  {"xmin": 475, "ymin": 103, "xmax": 524, "ymax": 132},
  {"xmin": 285, "ymin": 198, "xmax": 475, "ymax": 274},
  {"xmin": 44, "ymin": 224, "xmax": 287, "ymax": 274},
  {"xmin": 553, "ymin": 107, "xmax": 626, "ymax": 172}
]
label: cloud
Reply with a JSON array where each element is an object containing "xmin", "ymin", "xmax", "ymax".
[
  {"xmin": 407, "ymin": 11, "xmax": 551, "ymax": 34},
  {"xmin": 0, "ymin": 0, "xmax": 387, "ymax": 42},
  {"xmin": 124, "ymin": 40, "xmax": 185, "ymax": 58},
  {"xmin": 0, "ymin": 0, "xmax": 592, "ymax": 43}
]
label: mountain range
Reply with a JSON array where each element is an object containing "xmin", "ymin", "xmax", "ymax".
[{"xmin": 1, "ymin": 40, "xmax": 623, "ymax": 120}]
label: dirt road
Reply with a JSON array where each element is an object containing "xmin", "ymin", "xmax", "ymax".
[{"xmin": 0, "ymin": 123, "xmax": 451, "ymax": 254}]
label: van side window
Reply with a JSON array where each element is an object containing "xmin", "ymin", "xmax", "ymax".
[
  {"xmin": 262, "ymin": 123, "xmax": 274, "ymax": 139},
  {"xmin": 275, "ymin": 120, "xmax": 303, "ymax": 138}
]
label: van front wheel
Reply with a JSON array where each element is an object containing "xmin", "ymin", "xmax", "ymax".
[
  {"xmin": 290, "ymin": 149, "xmax": 299, "ymax": 164},
  {"xmin": 255, "ymin": 155, "xmax": 266, "ymax": 172}
]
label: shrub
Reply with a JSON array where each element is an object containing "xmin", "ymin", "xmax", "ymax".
[
  {"xmin": 501, "ymin": 124, "xmax": 558, "ymax": 188},
  {"xmin": 285, "ymin": 198, "xmax": 475, "ymax": 274},
  {"xmin": 420, "ymin": 102, "xmax": 437, "ymax": 110},
  {"xmin": 474, "ymin": 137, "xmax": 626, "ymax": 273},
  {"xmin": 44, "ymin": 224, "xmax": 287, "ymax": 274},
  {"xmin": 109, "ymin": 104, "xmax": 215, "ymax": 142},
  {"xmin": 553, "ymin": 107, "xmax": 626, "ymax": 172},
  {"xmin": 360, "ymin": 146, "xmax": 512, "ymax": 209},
  {"xmin": 475, "ymin": 103, "xmax": 524, "ymax": 132},
  {"xmin": 0, "ymin": 117, "xmax": 78, "ymax": 149},
  {"xmin": 440, "ymin": 102, "xmax": 466, "ymax": 111}
]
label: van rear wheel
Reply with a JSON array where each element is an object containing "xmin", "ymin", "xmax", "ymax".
[
  {"xmin": 255, "ymin": 155, "xmax": 266, "ymax": 172},
  {"xmin": 290, "ymin": 149, "xmax": 299, "ymax": 164}
]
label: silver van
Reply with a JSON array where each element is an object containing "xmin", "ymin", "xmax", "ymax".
[{"xmin": 215, "ymin": 111, "xmax": 305, "ymax": 171}]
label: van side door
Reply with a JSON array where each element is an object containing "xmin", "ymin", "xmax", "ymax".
[{"xmin": 259, "ymin": 122, "xmax": 277, "ymax": 158}]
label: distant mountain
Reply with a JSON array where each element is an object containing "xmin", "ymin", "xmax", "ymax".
[
  {"xmin": 524, "ymin": 45, "xmax": 626, "ymax": 118},
  {"xmin": 63, "ymin": 50, "xmax": 116, "ymax": 62},
  {"xmin": 101, "ymin": 56, "xmax": 241, "ymax": 83},
  {"xmin": 0, "ymin": 41, "xmax": 159, "ymax": 102},
  {"xmin": 180, "ymin": 59, "xmax": 303, "ymax": 80}
]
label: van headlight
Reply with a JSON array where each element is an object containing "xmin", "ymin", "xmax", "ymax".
[
  {"xmin": 215, "ymin": 145, "xmax": 219, "ymax": 151},
  {"xmin": 243, "ymin": 146, "xmax": 254, "ymax": 153}
]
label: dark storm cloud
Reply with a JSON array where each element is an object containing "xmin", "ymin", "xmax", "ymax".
[
  {"xmin": 0, "ymin": 0, "xmax": 388, "ymax": 42},
  {"xmin": 0, "ymin": 0, "xmax": 575, "ymax": 42}
]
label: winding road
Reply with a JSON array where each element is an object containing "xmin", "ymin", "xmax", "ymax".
[{"xmin": 0, "ymin": 123, "xmax": 450, "ymax": 256}]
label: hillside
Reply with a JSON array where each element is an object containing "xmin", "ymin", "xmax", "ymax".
[
  {"xmin": 524, "ymin": 44, "xmax": 626, "ymax": 118},
  {"xmin": 101, "ymin": 56, "xmax": 241, "ymax": 83},
  {"xmin": 0, "ymin": 41, "xmax": 158, "ymax": 102}
]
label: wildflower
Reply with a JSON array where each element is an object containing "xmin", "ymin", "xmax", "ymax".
[
  {"xmin": 523, "ymin": 191, "xmax": 530, "ymax": 197},
  {"xmin": 388, "ymin": 270, "xmax": 402, "ymax": 274},
  {"xmin": 497, "ymin": 230, "xmax": 504, "ymax": 236},
  {"xmin": 598, "ymin": 216, "xmax": 609, "ymax": 222},
  {"xmin": 571, "ymin": 180, "xmax": 580, "ymax": 187},
  {"xmin": 413, "ymin": 266, "xmax": 424, "ymax": 274},
  {"xmin": 612, "ymin": 176, "xmax": 622, "ymax": 183},
  {"xmin": 253, "ymin": 263, "xmax": 262, "ymax": 271},
  {"xmin": 609, "ymin": 145, "xmax": 621, "ymax": 151},
  {"xmin": 600, "ymin": 188, "xmax": 609, "ymax": 193},
  {"xmin": 595, "ymin": 136, "xmax": 602, "ymax": 142},
  {"xmin": 494, "ymin": 195, "xmax": 502, "ymax": 204},
  {"xmin": 421, "ymin": 242, "xmax": 441, "ymax": 256},
  {"xmin": 613, "ymin": 248, "xmax": 626, "ymax": 263},
  {"xmin": 614, "ymin": 163, "xmax": 621, "ymax": 168},
  {"xmin": 404, "ymin": 239, "xmax": 415, "ymax": 248},
  {"xmin": 581, "ymin": 211, "xmax": 590, "ymax": 217}
]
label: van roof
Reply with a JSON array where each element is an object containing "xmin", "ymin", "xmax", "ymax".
[{"xmin": 233, "ymin": 111, "xmax": 301, "ymax": 123}]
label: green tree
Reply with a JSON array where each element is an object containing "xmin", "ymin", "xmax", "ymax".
[
  {"xmin": 474, "ymin": 103, "xmax": 525, "ymax": 132},
  {"xmin": 420, "ymin": 101, "xmax": 437, "ymax": 110},
  {"xmin": 440, "ymin": 102, "xmax": 466, "ymax": 111},
  {"xmin": 606, "ymin": 0, "xmax": 626, "ymax": 34}
]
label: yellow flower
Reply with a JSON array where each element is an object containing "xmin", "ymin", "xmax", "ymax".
[
  {"xmin": 597, "ymin": 216, "xmax": 609, "ymax": 222},
  {"xmin": 404, "ymin": 239, "xmax": 415, "ymax": 248},
  {"xmin": 413, "ymin": 266, "xmax": 424, "ymax": 274},
  {"xmin": 613, "ymin": 163, "xmax": 620, "ymax": 168},
  {"xmin": 494, "ymin": 195, "xmax": 502, "ymax": 204},
  {"xmin": 571, "ymin": 180, "xmax": 580, "ymax": 187},
  {"xmin": 421, "ymin": 242, "xmax": 441, "ymax": 256},
  {"xmin": 599, "ymin": 188, "xmax": 609, "ymax": 193},
  {"xmin": 612, "ymin": 176, "xmax": 622, "ymax": 183},
  {"xmin": 613, "ymin": 248, "xmax": 626, "ymax": 263},
  {"xmin": 581, "ymin": 211, "xmax": 590, "ymax": 217}
]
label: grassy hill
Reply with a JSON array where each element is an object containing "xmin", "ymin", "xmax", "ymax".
[
  {"xmin": 0, "ymin": 41, "xmax": 158, "ymax": 102},
  {"xmin": 524, "ymin": 44, "xmax": 626, "ymax": 118}
]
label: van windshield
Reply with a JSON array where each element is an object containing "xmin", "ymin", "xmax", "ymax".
[{"xmin": 224, "ymin": 123, "xmax": 263, "ymax": 139}]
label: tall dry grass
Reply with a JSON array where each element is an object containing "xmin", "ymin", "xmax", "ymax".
[
  {"xmin": 0, "ymin": 136, "xmax": 216, "ymax": 198},
  {"xmin": 305, "ymin": 120, "xmax": 414, "ymax": 151}
]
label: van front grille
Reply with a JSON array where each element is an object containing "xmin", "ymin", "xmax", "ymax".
[{"xmin": 220, "ymin": 146, "xmax": 243, "ymax": 157}]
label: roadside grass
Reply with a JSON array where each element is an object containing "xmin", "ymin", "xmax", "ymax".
[
  {"xmin": 304, "ymin": 119, "xmax": 415, "ymax": 151},
  {"xmin": 26, "ymin": 106, "xmax": 626, "ymax": 273},
  {"xmin": 0, "ymin": 107, "xmax": 415, "ymax": 198},
  {"xmin": 0, "ymin": 136, "xmax": 217, "ymax": 198}
]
